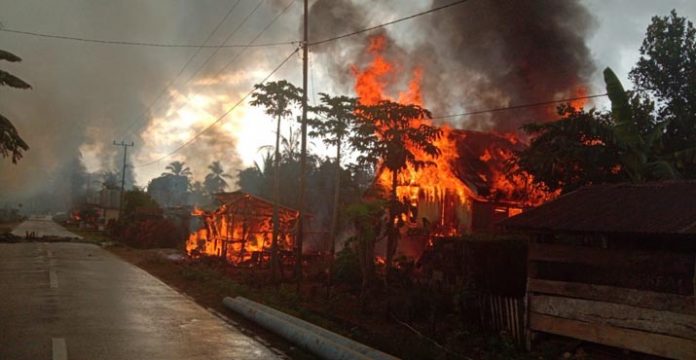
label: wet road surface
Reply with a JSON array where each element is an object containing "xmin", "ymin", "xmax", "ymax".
[
  {"xmin": 11, "ymin": 215, "xmax": 82, "ymax": 239},
  {"xmin": 0, "ymin": 241, "xmax": 280, "ymax": 359}
]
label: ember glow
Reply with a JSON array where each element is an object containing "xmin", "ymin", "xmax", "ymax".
[{"xmin": 353, "ymin": 35, "xmax": 556, "ymax": 239}]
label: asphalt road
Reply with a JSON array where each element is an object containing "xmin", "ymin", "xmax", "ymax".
[
  {"xmin": 0, "ymin": 241, "xmax": 281, "ymax": 360},
  {"xmin": 11, "ymin": 215, "xmax": 82, "ymax": 239}
]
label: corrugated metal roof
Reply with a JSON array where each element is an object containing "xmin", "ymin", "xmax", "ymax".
[{"xmin": 500, "ymin": 181, "xmax": 696, "ymax": 235}]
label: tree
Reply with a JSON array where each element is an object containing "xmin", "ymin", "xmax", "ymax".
[
  {"xmin": 309, "ymin": 93, "xmax": 358, "ymax": 291},
  {"xmin": 102, "ymin": 171, "xmax": 120, "ymax": 190},
  {"xmin": 250, "ymin": 80, "xmax": 302, "ymax": 282},
  {"xmin": 629, "ymin": 10, "xmax": 696, "ymax": 176},
  {"xmin": 204, "ymin": 161, "xmax": 232, "ymax": 195},
  {"xmin": 0, "ymin": 49, "xmax": 31, "ymax": 163},
  {"xmin": 163, "ymin": 161, "xmax": 192, "ymax": 177},
  {"xmin": 604, "ymin": 67, "xmax": 677, "ymax": 181},
  {"xmin": 344, "ymin": 199, "xmax": 385, "ymax": 310},
  {"xmin": 517, "ymin": 105, "xmax": 625, "ymax": 193},
  {"xmin": 352, "ymin": 100, "xmax": 442, "ymax": 286}
]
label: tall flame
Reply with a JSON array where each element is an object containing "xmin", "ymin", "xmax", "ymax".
[{"xmin": 352, "ymin": 35, "xmax": 554, "ymax": 237}]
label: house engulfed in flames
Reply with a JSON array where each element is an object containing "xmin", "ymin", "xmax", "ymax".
[
  {"xmin": 374, "ymin": 128, "xmax": 551, "ymax": 259},
  {"xmin": 186, "ymin": 191, "xmax": 299, "ymax": 264},
  {"xmin": 355, "ymin": 34, "xmax": 555, "ymax": 259}
]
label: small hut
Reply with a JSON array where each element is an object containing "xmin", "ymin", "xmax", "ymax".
[
  {"xmin": 187, "ymin": 191, "xmax": 299, "ymax": 264},
  {"xmin": 501, "ymin": 182, "xmax": 696, "ymax": 359}
]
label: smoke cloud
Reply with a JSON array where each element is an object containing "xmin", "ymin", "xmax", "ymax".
[{"xmin": 1, "ymin": 0, "xmax": 598, "ymax": 210}]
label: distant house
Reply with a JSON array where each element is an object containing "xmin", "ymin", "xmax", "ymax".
[
  {"xmin": 500, "ymin": 182, "xmax": 696, "ymax": 359},
  {"xmin": 147, "ymin": 175, "xmax": 188, "ymax": 209}
]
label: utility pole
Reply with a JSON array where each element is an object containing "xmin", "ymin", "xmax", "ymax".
[
  {"xmin": 113, "ymin": 140, "xmax": 134, "ymax": 219},
  {"xmin": 296, "ymin": 0, "xmax": 309, "ymax": 292}
]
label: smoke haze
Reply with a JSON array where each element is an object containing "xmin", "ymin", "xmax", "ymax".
[{"xmin": 1, "ymin": 0, "xmax": 694, "ymax": 210}]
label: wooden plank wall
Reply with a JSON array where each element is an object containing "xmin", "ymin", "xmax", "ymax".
[
  {"xmin": 526, "ymin": 242, "xmax": 696, "ymax": 359},
  {"xmin": 479, "ymin": 294, "xmax": 525, "ymax": 345}
]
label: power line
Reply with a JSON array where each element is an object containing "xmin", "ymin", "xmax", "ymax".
[
  {"xmin": 181, "ymin": 0, "xmax": 266, "ymax": 85},
  {"xmin": 213, "ymin": 0, "xmax": 297, "ymax": 78},
  {"xmin": 431, "ymin": 93, "xmax": 609, "ymax": 120},
  {"xmin": 308, "ymin": 0, "xmax": 470, "ymax": 47},
  {"xmin": 0, "ymin": 26, "xmax": 296, "ymax": 49},
  {"xmin": 126, "ymin": 0, "xmax": 296, "ymax": 139},
  {"xmin": 135, "ymin": 47, "xmax": 299, "ymax": 168},
  {"xmin": 119, "ymin": 0, "xmax": 243, "ymax": 139}
]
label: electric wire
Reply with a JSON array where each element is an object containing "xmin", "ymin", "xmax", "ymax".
[
  {"xmin": 308, "ymin": 0, "xmax": 470, "ymax": 47},
  {"xmin": 135, "ymin": 47, "xmax": 299, "ymax": 168},
  {"xmin": 0, "ymin": 26, "xmax": 295, "ymax": 48},
  {"xmin": 118, "ymin": 0, "xmax": 242, "ymax": 139},
  {"xmin": 128, "ymin": 0, "xmax": 296, "ymax": 140},
  {"xmin": 431, "ymin": 93, "xmax": 609, "ymax": 120}
]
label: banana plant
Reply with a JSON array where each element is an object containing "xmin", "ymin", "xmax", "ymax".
[{"xmin": 603, "ymin": 67, "xmax": 677, "ymax": 181}]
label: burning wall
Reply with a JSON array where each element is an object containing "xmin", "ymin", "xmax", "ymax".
[{"xmin": 186, "ymin": 191, "xmax": 299, "ymax": 264}]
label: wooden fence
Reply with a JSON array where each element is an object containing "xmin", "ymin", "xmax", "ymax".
[
  {"xmin": 478, "ymin": 294, "xmax": 526, "ymax": 345},
  {"xmin": 526, "ymin": 242, "xmax": 696, "ymax": 359}
]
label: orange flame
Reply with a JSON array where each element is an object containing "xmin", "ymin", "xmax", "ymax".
[
  {"xmin": 185, "ymin": 194, "xmax": 299, "ymax": 264},
  {"xmin": 352, "ymin": 35, "xmax": 555, "ymax": 239}
]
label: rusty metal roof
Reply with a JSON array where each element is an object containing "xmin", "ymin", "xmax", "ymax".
[{"xmin": 500, "ymin": 181, "xmax": 696, "ymax": 235}]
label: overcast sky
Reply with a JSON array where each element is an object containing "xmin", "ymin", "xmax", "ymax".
[{"xmin": 1, "ymin": 0, "xmax": 695, "ymax": 204}]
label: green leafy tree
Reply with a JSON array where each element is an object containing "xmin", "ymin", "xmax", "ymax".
[
  {"xmin": 518, "ymin": 105, "xmax": 625, "ymax": 193},
  {"xmin": 250, "ymin": 80, "xmax": 302, "ymax": 281},
  {"xmin": 309, "ymin": 93, "xmax": 358, "ymax": 289},
  {"xmin": 0, "ymin": 49, "xmax": 31, "ymax": 163},
  {"xmin": 204, "ymin": 161, "xmax": 232, "ymax": 195},
  {"xmin": 629, "ymin": 10, "xmax": 696, "ymax": 176},
  {"xmin": 352, "ymin": 100, "xmax": 442, "ymax": 286},
  {"xmin": 604, "ymin": 67, "xmax": 677, "ymax": 181}
]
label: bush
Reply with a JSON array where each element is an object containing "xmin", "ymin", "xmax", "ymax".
[{"xmin": 333, "ymin": 245, "xmax": 362, "ymax": 288}]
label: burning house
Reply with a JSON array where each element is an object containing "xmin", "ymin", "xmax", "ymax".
[
  {"xmin": 373, "ymin": 128, "xmax": 551, "ymax": 259},
  {"xmin": 186, "ymin": 191, "xmax": 299, "ymax": 264},
  {"xmin": 355, "ymin": 35, "xmax": 554, "ymax": 259}
]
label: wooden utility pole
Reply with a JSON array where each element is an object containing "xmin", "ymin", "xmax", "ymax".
[
  {"xmin": 113, "ymin": 140, "xmax": 134, "ymax": 219},
  {"xmin": 296, "ymin": 0, "xmax": 309, "ymax": 292}
]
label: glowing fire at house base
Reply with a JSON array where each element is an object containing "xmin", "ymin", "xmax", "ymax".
[{"xmin": 186, "ymin": 191, "xmax": 299, "ymax": 264}]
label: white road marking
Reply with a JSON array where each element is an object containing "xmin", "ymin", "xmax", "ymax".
[
  {"xmin": 52, "ymin": 338, "xmax": 67, "ymax": 360},
  {"xmin": 49, "ymin": 269, "xmax": 58, "ymax": 288}
]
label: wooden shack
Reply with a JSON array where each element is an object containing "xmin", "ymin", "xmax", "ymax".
[
  {"xmin": 186, "ymin": 191, "xmax": 299, "ymax": 264},
  {"xmin": 501, "ymin": 182, "xmax": 696, "ymax": 359}
]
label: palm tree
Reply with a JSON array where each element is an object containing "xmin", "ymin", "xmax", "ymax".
[
  {"xmin": 162, "ymin": 160, "xmax": 192, "ymax": 177},
  {"xmin": 309, "ymin": 93, "xmax": 358, "ymax": 291},
  {"xmin": 0, "ymin": 49, "xmax": 31, "ymax": 163},
  {"xmin": 204, "ymin": 161, "xmax": 233, "ymax": 195},
  {"xmin": 352, "ymin": 100, "xmax": 442, "ymax": 290},
  {"xmin": 250, "ymin": 80, "xmax": 302, "ymax": 281}
]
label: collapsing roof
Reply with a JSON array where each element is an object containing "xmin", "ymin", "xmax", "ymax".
[
  {"xmin": 449, "ymin": 129, "xmax": 528, "ymax": 203},
  {"xmin": 500, "ymin": 181, "xmax": 696, "ymax": 235},
  {"xmin": 214, "ymin": 191, "xmax": 299, "ymax": 222}
]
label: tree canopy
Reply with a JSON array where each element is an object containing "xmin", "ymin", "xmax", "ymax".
[{"xmin": 517, "ymin": 10, "xmax": 696, "ymax": 193}]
